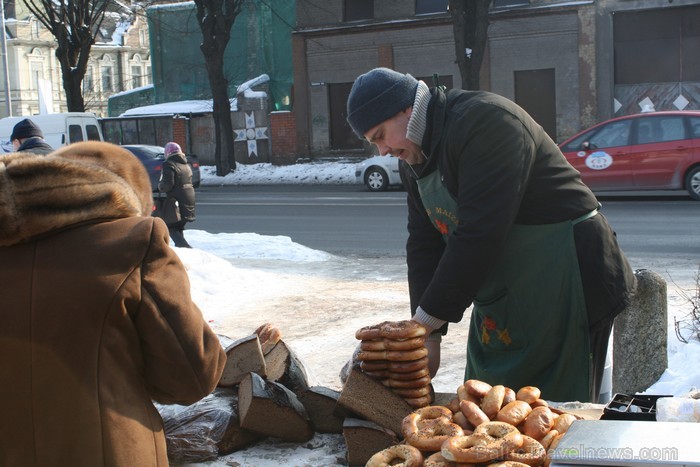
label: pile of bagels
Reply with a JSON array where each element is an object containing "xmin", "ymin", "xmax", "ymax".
[
  {"xmin": 355, "ymin": 320, "xmax": 432, "ymax": 408},
  {"xmin": 366, "ymin": 379, "xmax": 576, "ymax": 467}
]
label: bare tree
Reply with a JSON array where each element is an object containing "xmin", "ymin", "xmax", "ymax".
[
  {"xmin": 23, "ymin": 0, "xmax": 110, "ymax": 112},
  {"xmin": 449, "ymin": 0, "xmax": 492, "ymax": 90},
  {"xmin": 193, "ymin": 0, "xmax": 244, "ymax": 175}
]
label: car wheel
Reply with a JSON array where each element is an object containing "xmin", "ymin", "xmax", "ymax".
[
  {"xmin": 365, "ymin": 167, "xmax": 389, "ymax": 192},
  {"xmin": 685, "ymin": 166, "xmax": 700, "ymax": 200}
]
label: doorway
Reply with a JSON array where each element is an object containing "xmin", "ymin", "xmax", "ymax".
[{"xmin": 514, "ymin": 68, "xmax": 557, "ymax": 139}]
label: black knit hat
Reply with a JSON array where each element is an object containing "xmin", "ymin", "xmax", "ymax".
[
  {"xmin": 11, "ymin": 119, "xmax": 43, "ymax": 141},
  {"xmin": 346, "ymin": 68, "xmax": 419, "ymax": 139}
]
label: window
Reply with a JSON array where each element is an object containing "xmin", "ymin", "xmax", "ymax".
[
  {"xmin": 690, "ymin": 117, "xmax": 700, "ymax": 138},
  {"xmin": 415, "ymin": 0, "xmax": 447, "ymax": 15},
  {"xmin": 589, "ymin": 120, "xmax": 632, "ymax": 149},
  {"xmin": 30, "ymin": 62, "xmax": 42, "ymax": 90},
  {"xmin": 131, "ymin": 65, "xmax": 142, "ymax": 88},
  {"xmin": 69, "ymin": 124, "xmax": 84, "ymax": 143},
  {"xmin": 145, "ymin": 65, "xmax": 152, "ymax": 85},
  {"xmin": 101, "ymin": 66, "xmax": 113, "ymax": 92},
  {"xmin": 86, "ymin": 125, "xmax": 101, "ymax": 141},
  {"xmin": 614, "ymin": 6, "xmax": 700, "ymax": 85},
  {"xmin": 28, "ymin": 49, "xmax": 45, "ymax": 91},
  {"xmin": 493, "ymin": 0, "xmax": 529, "ymax": 8},
  {"xmin": 344, "ymin": 0, "xmax": 373, "ymax": 22},
  {"xmin": 83, "ymin": 66, "xmax": 94, "ymax": 93},
  {"xmin": 656, "ymin": 116, "xmax": 685, "ymax": 142}
]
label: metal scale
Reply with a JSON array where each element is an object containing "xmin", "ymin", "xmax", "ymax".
[{"xmin": 549, "ymin": 420, "xmax": 700, "ymax": 466}]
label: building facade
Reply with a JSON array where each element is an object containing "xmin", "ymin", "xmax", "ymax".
[
  {"xmin": 292, "ymin": 0, "xmax": 700, "ymax": 157},
  {"xmin": 0, "ymin": 0, "xmax": 151, "ymax": 118}
]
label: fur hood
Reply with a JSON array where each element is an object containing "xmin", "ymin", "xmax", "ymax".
[{"xmin": 0, "ymin": 142, "xmax": 153, "ymax": 247}]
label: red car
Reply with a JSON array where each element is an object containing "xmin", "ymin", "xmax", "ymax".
[{"xmin": 558, "ymin": 111, "xmax": 700, "ymax": 200}]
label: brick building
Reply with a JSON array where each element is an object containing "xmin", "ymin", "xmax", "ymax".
[{"xmin": 291, "ymin": 0, "xmax": 700, "ymax": 157}]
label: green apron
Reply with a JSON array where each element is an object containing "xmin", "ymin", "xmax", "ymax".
[{"xmin": 416, "ymin": 168, "xmax": 592, "ymax": 402}]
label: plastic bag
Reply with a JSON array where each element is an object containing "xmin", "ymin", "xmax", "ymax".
[{"xmin": 156, "ymin": 389, "xmax": 234, "ymax": 463}]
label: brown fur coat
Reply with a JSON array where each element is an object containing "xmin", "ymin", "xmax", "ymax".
[{"xmin": 0, "ymin": 142, "xmax": 226, "ymax": 466}]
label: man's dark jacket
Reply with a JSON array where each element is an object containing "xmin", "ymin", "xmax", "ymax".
[
  {"xmin": 17, "ymin": 137, "xmax": 53, "ymax": 155},
  {"xmin": 401, "ymin": 88, "xmax": 636, "ymax": 333}
]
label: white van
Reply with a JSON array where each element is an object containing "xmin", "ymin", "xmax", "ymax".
[{"xmin": 0, "ymin": 112, "xmax": 103, "ymax": 152}]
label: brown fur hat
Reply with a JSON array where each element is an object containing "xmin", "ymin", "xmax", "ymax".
[{"xmin": 51, "ymin": 141, "xmax": 154, "ymax": 216}]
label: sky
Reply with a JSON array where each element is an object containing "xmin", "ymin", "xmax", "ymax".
[{"xmin": 169, "ymin": 161, "xmax": 700, "ymax": 466}]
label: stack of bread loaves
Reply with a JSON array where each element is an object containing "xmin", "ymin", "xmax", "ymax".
[{"xmin": 355, "ymin": 320, "xmax": 432, "ymax": 408}]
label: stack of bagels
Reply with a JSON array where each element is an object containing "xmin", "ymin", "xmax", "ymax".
[
  {"xmin": 355, "ymin": 320, "xmax": 432, "ymax": 408},
  {"xmin": 366, "ymin": 379, "xmax": 577, "ymax": 467}
]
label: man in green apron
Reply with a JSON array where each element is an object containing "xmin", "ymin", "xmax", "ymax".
[{"xmin": 346, "ymin": 68, "xmax": 636, "ymax": 402}]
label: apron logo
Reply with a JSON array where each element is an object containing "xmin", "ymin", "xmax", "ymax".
[
  {"xmin": 480, "ymin": 316, "xmax": 512, "ymax": 346},
  {"xmin": 434, "ymin": 219, "xmax": 450, "ymax": 235}
]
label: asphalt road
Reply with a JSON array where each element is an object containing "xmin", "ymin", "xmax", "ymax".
[{"xmin": 192, "ymin": 184, "xmax": 700, "ymax": 281}]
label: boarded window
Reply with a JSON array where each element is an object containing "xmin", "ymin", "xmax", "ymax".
[
  {"xmin": 614, "ymin": 6, "xmax": 700, "ymax": 84},
  {"xmin": 415, "ymin": 0, "xmax": 448, "ymax": 15},
  {"xmin": 345, "ymin": 0, "xmax": 373, "ymax": 22}
]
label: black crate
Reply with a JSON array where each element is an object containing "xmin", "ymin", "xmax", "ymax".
[{"xmin": 601, "ymin": 393, "xmax": 673, "ymax": 421}]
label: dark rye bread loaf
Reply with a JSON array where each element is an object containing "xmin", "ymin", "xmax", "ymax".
[
  {"xmin": 238, "ymin": 372, "xmax": 313, "ymax": 442},
  {"xmin": 213, "ymin": 388, "xmax": 265, "ymax": 455},
  {"xmin": 297, "ymin": 385, "xmax": 345, "ymax": 434},
  {"xmin": 343, "ymin": 417, "xmax": 399, "ymax": 466},
  {"xmin": 218, "ymin": 334, "xmax": 267, "ymax": 387},
  {"xmin": 337, "ymin": 367, "xmax": 413, "ymax": 435},
  {"xmin": 263, "ymin": 339, "xmax": 310, "ymax": 395}
]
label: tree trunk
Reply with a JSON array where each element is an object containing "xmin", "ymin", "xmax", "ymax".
[
  {"xmin": 205, "ymin": 53, "xmax": 235, "ymax": 175},
  {"xmin": 60, "ymin": 66, "xmax": 86, "ymax": 112},
  {"xmin": 449, "ymin": 0, "xmax": 492, "ymax": 90},
  {"xmin": 195, "ymin": 0, "xmax": 243, "ymax": 176}
]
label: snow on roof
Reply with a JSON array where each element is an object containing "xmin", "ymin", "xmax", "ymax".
[
  {"xmin": 118, "ymin": 75, "xmax": 269, "ymax": 117},
  {"xmin": 119, "ymin": 98, "xmax": 238, "ymax": 117}
]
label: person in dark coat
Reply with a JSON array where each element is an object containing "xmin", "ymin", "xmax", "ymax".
[
  {"xmin": 10, "ymin": 118, "xmax": 53, "ymax": 155},
  {"xmin": 346, "ymin": 68, "xmax": 637, "ymax": 403},
  {"xmin": 158, "ymin": 141, "xmax": 196, "ymax": 248}
]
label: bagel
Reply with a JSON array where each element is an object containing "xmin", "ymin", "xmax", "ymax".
[
  {"xmin": 403, "ymin": 415, "xmax": 464, "ymax": 452},
  {"xmin": 539, "ymin": 428, "xmax": 559, "ymax": 450},
  {"xmin": 366, "ymin": 444, "xmax": 423, "ymax": 467},
  {"xmin": 451, "ymin": 410, "xmax": 474, "ymax": 432},
  {"xmin": 464, "ymin": 379, "xmax": 493, "ymax": 398},
  {"xmin": 404, "ymin": 394, "xmax": 433, "ymax": 408},
  {"xmin": 388, "ymin": 366, "xmax": 430, "ymax": 381},
  {"xmin": 522, "ymin": 406, "xmax": 555, "ymax": 440},
  {"xmin": 360, "ymin": 336, "xmax": 426, "ymax": 351},
  {"xmin": 382, "ymin": 375, "xmax": 432, "ymax": 389},
  {"xmin": 392, "ymin": 385, "xmax": 432, "ymax": 398},
  {"xmin": 481, "ymin": 384, "xmax": 507, "ymax": 419},
  {"xmin": 355, "ymin": 320, "xmax": 427, "ymax": 341},
  {"xmin": 505, "ymin": 434, "xmax": 547, "ymax": 466},
  {"xmin": 386, "ymin": 356, "xmax": 429, "ymax": 373},
  {"xmin": 496, "ymin": 400, "xmax": 532, "ymax": 426},
  {"xmin": 360, "ymin": 360, "xmax": 389, "ymax": 372},
  {"xmin": 423, "ymin": 452, "xmax": 462, "ymax": 467},
  {"xmin": 459, "ymin": 399, "xmax": 489, "ymax": 427},
  {"xmin": 440, "ymin": 433, "xmax": 495, "ymax": 463},
  {"xmin": 516, "ymin": 386, "xmax": 541, "ymax": 404},
  {"xmin": 357, "ymin": 347, "xmax": 428, "ymax": 362},
  {"xmin": 552, "ymin": 413, "xmax": 577, "ymax": 434}
]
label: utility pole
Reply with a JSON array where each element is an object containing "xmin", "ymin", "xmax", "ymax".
[{"xmin": 0, "ymin": 0, "xmax": 11, "ymax": 116}]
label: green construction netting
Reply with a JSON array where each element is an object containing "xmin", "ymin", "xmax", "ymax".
[{"xmin": 109, "ymin": 0, "xmax": 294, "ymax": 117}]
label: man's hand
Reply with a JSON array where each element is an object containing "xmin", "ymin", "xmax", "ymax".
[{"xmin": 425, "ymin": 337, "xmax": 441, "ymax": 378}]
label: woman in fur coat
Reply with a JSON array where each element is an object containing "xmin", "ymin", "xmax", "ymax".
[{"xmin": 0, "ymin": 141, "xmax": 226, "ymax": 466}]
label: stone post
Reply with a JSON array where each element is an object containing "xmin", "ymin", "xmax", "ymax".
[{"xmin": 612, "ymin": 269, "xmax": 668, "ymax": 395}]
